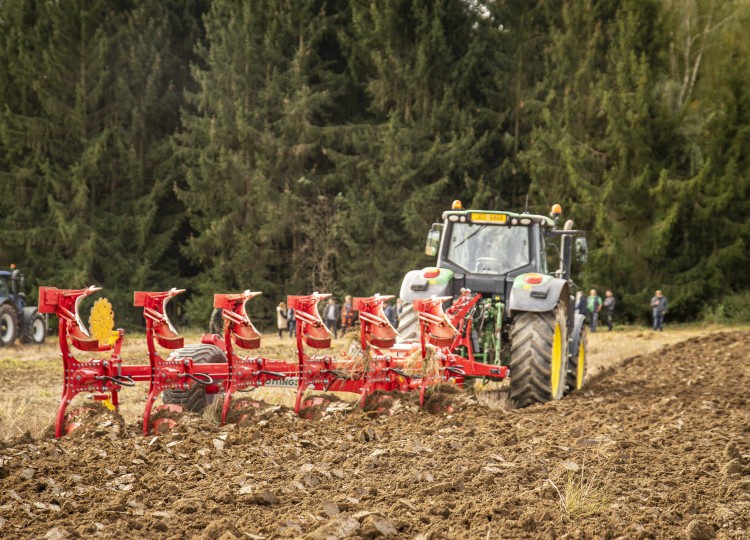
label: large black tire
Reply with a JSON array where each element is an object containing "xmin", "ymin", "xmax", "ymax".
[
  {"xmin": 21, "ymin": 313, "xmax": 46, "ymax": 344},
  {"xmin": 0, "ymin": 304, "xmax": 18, "ymax": 347},
  {"xmin": 396, "ymin": 302, "xmax": 418, "ymax": 342},
  {"xmin": 565, "ymin": 326, "xmax": 587, "ymax": 394},
  {"xmin": 509, "ymin": 303, "xmax": 568, "ymax": 408},
  {"xmin": 162, "ymin": 344, "xmax": 227, "ymax": 413}
]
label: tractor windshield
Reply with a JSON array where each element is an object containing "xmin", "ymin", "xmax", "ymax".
[{"xmin": 447, "ymin": 223, "xmax": 530, "ymax": 275}]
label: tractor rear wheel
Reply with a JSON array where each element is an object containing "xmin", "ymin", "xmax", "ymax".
[
  {"xmin": 0, "ymin": 304, "xmax": 18, "ymax": 347},
  {"xmin": 509, "ymin": 303, "xmax": 568, "ymax": 407},
  {"xmin": 21, "ymin": 313, "xmax": 46, "ymax": 344},
  {"xmin": 396, "ymin": 302, "xmax": 418, "ymax": 342},
  {"xmin": 565, "ymin": 326, "xmax": 587, "ymax": 394},
  {"xmin": 162, "ymin": 344, "xmax": 227, "ymax": 413}
]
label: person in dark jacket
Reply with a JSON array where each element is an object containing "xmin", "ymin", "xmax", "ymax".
[
  {"xmin": 651, "ymin": 290, "xmax": 668, "ymax": 331},
  {"xmin": 287, "ymin": 306, "xmax": 296, "ymax": 339},
  {"xmin": 603, "ymin": 290, "xmax": 616, "ymax": 331},
  {"xmin": 384, "ymin": 301, "xmax": 398, "ymax": 328},
  {"xmin": 340, "ymin": 295, "xmax": 355, "ymax": 334},
  {"xmin": 323, "ymin": 298, "xmax": 341, "ymax": 339},
  {"xmin": 576, "ymin": 291, "xmax": 587, "ymax": 318}
]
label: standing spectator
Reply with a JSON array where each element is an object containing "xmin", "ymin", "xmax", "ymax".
[
  {"xmin": 324, "ymin": 298, "xmax": 340, "ymax": 339},
  {"xmin": 287, "ymin": 305, "xmax": 296, "ymax": 339},
  {"xmin": 651, "ymin": 290, "xmax": 668, "ymax": 331},
  {"xmin": 603, "ymin": 290, "xmax": 616, "ymax": 331},
  {"xmin": 575, "ymin": 291, "xmax": 587, "ymax": 319},
  {"xmin": 587, "ymin": 289, "xmax": 603, "ymax": 332},
  {"xmin": 384, "ymin": 301, "xmax": 398, "ymax": 328},
  {"xmin": 276, "ymin": 302, "xmax": 288, "ymax": 338},
  {"xmin": 340, "ymin": 295, "xmax": 355, "ymax": 334},
  {"xmin": 209, "ymin": 307, "xmax": 223, "ymax": 335}
]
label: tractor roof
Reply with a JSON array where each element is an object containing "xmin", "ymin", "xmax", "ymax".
[
  {"xmin": 0, "ymin": 270, "xmax": 10, "ymax": 278},
  {"xmin": 441, "ymin": 209, "xmax": 555, "ymax": 227}
]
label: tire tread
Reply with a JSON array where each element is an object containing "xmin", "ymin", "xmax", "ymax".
[{"xmin": 509, "ymin": 304, "xmax": 568, "ymax": 408}]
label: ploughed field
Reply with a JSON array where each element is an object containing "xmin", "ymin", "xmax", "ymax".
[{"xmin": 0, "ymin": 327, "xmax": 748, "ymax": 539}]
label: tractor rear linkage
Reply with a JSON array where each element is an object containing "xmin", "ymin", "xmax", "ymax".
[{"xmin": 39, "ymin": 286, "xmax": 509, "ymax": 438}]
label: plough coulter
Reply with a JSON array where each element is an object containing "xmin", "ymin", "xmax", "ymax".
[{"xmin": 40, "ymin": 286, "xmax": 509, "ymax": 438}]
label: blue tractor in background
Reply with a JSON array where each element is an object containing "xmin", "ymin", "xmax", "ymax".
[{"xmin": 0, "ymin": 265, "xmax": 46, "ymax": 346}]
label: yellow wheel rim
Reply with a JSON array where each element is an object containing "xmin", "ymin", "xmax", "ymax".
[
  {"xmin": 551, "ymin": 323, "xmax": 562, "ymax": 395},
  {"xmin": 576, "ymin": 339, "xmax": 585, "ymax": 389}
]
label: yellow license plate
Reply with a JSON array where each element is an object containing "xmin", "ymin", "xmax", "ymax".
[{"xmin": 470, "ymin": 213, "xmax": 507, "ymax": 224}]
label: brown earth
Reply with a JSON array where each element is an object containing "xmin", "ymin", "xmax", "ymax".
[{"xmin": 0, "ymin": 328, "xmax": 748, "ymax": 539}]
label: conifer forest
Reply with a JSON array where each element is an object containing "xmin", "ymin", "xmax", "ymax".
[{"xmin": 1, "ymin": 0, "xmax": 749, "ymax": 327}]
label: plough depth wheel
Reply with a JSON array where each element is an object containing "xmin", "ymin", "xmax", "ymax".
[{"xmin": 162, "ymin": 344, "xmax": 227, "ymax": 412}]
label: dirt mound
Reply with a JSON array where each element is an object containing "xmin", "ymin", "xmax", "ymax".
[
  {"xmin": 36, "ymin": 404, "xmax": 129, "ymax": 440},
  {"xmin": 360, "ymin": 385, "xmax": 472, "ymax": 418},
  {"xmin": 224, "ymin": 397, "xmax": 291, "ymax": 425},
  {"xmin": 0, "ymin": 331, "xmax": 748, "ymax": 538}
]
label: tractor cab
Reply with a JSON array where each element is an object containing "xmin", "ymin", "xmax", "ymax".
[
  {"xmin": 402, "ymin": 202, "xmax": 555, "ymax": 307},
  {"xmin": 0, "ymin": 268, "xmax": 26, "ymax": 306}
]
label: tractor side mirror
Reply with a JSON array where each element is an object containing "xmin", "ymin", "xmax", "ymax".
[
  {"xmin": 575, "ymin": 237, "xmax": 588, "ymax": 263},
  {"xmin": 424, "ymin": 223, "xmax": 443, "ymax": 257}
]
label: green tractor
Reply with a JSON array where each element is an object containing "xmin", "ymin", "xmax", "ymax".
[{"xmin": 397, "ymin": 201, "xmax": 588, "ymax": 406}]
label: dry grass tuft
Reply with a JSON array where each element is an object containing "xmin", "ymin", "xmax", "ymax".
[
  {"xmin": 202, "ymin": 397, "xmax": 224, "ymax": 426},
  {"xmin": 548, "ymin": 461, "xmax": 609, "ymax": 521}
]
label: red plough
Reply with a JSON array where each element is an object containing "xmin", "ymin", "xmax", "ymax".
[{"xmin": 40, "ymin": 286, "xmax": 509, "ymax": 438}]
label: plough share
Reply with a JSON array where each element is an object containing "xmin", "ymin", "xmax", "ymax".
[{"xmin": 39, "ymin": 286, "xmax": 509, "ymax": 438}]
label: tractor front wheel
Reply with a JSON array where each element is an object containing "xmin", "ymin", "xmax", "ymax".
[
  {"xmin": 509, "ymin": 303, "xmax": 568, "ymax": 407},
  {"xmin": 162, "ymin": 344, "xmax": 227, "ymax": 413},
  {"xmin": 565, "ymin": 326, "xmax": 587, "ymax": 394},
  {"xmin": 0, "ymin": 304, "xmax": 18, "ymax": 347}
]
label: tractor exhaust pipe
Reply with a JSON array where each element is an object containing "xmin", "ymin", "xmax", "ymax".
[{"xmin": 560, "ymin": 219, "xmax": 574, "ymax": 281}]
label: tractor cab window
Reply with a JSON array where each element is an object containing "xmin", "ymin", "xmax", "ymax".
[
  {"xmin": 447, "ymin": 223, "xmax": 530, "ymax": 275},
  {"xmin": 0, "ymin": 279, "xmax": 7, "ymax": 298}
]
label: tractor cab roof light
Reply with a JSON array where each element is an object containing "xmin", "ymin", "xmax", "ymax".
[
  {"xmin": 448, "ymin": 215, "xmax": 459, "ymax": 222},
  {"xmin": 519, "ymin": 217, "xmax": 532, "ymax": 225},
  {"xmin": 550, "ymin": 203, "xmax": 562, "ymax": 228},
  {"xmin": 452, "ymin": 200, "xmax": 463, "ymax": 210}
]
